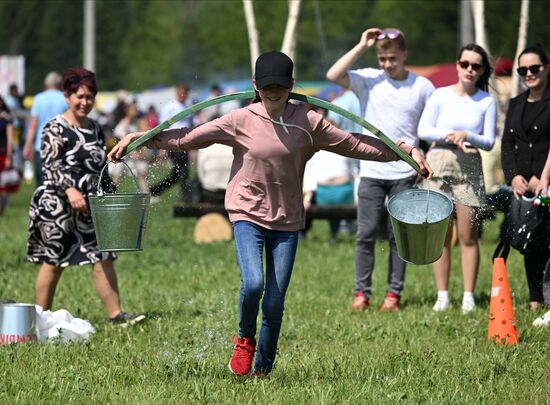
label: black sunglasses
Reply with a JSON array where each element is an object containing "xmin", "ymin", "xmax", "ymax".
[
  {"xmin": 517, "ymin": 64, "xmax": 543, "ymax": 76},
  {"xmin": 458, "ymin": 60, "xmax": 482, "ymax": 71},
  {"xmin": 66, "ymin": 74, "xmax": 96, "ymax": 85}
]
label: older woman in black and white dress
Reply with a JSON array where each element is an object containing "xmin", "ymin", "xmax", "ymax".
[{"xmin": 27, "ymin": 67, "xmax": 144, "ymax": 326}]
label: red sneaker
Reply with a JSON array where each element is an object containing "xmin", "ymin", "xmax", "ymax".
[
  {"xmin": 350, "ymin": 292, "xmax": 369, "ymax": 311},
  {"xmin": 228, "ymin": 335, "xmax": 256, "ymax": 376},
  {"xmin": 380, "ymin": 292, "xmax": 400, "ymax": 312}
]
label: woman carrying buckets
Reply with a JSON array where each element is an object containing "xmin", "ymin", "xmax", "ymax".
[
  {"xmin": 109, "ymin": 51, "xmax": 433, "ymax": 378},
  {"xmin": 26, "ymin": 67, "xmax": 145, "ymax": 327},
  {"xmin": 418, "ymin": 43, "xmax": 497, "ymax": 314}
]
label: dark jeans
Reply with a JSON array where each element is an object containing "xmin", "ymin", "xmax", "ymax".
[
  {"xmin": 354, "ymin": 176, "xmax": 415, "ymax": 298},
  {"xmin": 233, "ymin": 220, "xmax": 298, "ymax": 374},
  {"xmin": 150, "ymin": 151, "xmax": 191, "ymax": 201},
  {"xmin": 524, "ymin": 249, "xmax": 549, "ymax": 303}
]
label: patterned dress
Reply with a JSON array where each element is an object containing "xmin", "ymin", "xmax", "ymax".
[{"xmin": 27, "ymin": 115, "xmax": 115, "ymax": 267}]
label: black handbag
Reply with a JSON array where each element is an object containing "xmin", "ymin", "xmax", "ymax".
[{"xmin": 507, "ymin": 197, "xmax": 549, "ymax": 255}]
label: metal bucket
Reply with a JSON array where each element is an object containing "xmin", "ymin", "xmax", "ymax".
[
  {"xmin": 387, "ymin": 188, "xmax": 453, "ymax": 265},
  {"xmin": 89, "ymin": 162, "xmax": 150, "ymax": 251},
  {"xmin": 0, "ymin": 303, "xmax": 37, "ymax": 345}
]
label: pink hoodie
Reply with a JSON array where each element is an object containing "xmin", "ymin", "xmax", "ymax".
[{"xmin": 151, "ymin": 102, "xmax": 412, "ymax": 231}]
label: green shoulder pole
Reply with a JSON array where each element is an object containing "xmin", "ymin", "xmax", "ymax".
[
  {"xmin": 123, "ymin": 90, "xmax": 421, "ymax": 174},
  {"xmin": 124, "ymin": 91, "xmax": 256, "ymax": 155}
]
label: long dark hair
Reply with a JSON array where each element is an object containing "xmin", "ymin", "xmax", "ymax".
[
  {"xmin": 458, "ymin": 43, "xmax": 492, "ymax": 92},
  {"xmin": 518, "ymin": 43, "xmax": 550, "ymax": 65}
]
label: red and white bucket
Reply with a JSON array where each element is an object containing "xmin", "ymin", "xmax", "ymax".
[{"xmin": 0, "ymin": 303, "xmax": 37, "ymax": 345}]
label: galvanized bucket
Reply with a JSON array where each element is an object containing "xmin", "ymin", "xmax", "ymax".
[
  {"xmin": 387, "ymin": 188, "xmax": 453, "ymax": 265},
  {"xmin": 0, "ymin": 303, "xmax": 37, "ymax": 345},
  {"xmin": 89, "ymin": 162, "xmax": 150, "ymax": 252}
]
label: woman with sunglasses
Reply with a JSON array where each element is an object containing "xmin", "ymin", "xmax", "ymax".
[
  {"xmin": 418, "ymin": 43, "xmax": 496, "ymax": 314},
  {"xmin": 27, "ymin": 67, "xmax": 145, "ymax": 326},
  {"xmin": 502, "ymin": 44, "xmax": 550, "ymax": 311}
]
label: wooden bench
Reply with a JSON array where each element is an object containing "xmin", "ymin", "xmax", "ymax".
[
  {"xmin": 174, "ymin": 202, "xmax": 358, "ymax": 243},
  {"xmin": 173, "ymin": 202, "xmax": 358, "ymax": 220}
]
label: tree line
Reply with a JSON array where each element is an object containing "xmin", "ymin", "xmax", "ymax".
[{"xmin": 1, "ymin": 0, "xmax": 548, "ymax": 95}]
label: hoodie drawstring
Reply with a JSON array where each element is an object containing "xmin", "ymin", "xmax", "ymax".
[{"xmin": 270, "ymin": 116, "xmax": 314, "ymax": 146}]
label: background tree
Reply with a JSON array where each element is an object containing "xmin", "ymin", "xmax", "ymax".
[{"xmin": 1, "ymin": 0, "xmax": 549, "ymax": 95}]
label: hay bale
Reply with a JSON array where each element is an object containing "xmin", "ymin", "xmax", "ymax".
[{"xmin": 193, "ymin": 213, "xmax": 233, "ymax": 244}]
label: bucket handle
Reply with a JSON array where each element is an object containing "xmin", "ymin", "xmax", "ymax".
[{"xmin": 96, "ymin": 160, "xmax": 140, "ymax": 196}]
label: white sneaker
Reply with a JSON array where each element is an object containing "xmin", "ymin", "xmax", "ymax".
[
  {"xmin": 432, "ymin": 299, "xmax": 450, "ymax": 312},
  {"xmin": 150, "ymin": 196, "xmax": 161, "ymax": 204},
  {"xmin": 532, "ymin": 310, "xmax": 550, "ymax": 327},
  {"xmin": 461, "ymin": 299, "xmax": 476, "ymax": 314}
]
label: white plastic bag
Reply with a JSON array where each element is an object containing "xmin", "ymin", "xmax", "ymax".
[{"xmin": 35, "ymin": 306, "xmax": 95, "ymax": 343}]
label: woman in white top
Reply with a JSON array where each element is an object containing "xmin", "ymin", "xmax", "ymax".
[{"xmin": 418, "ymin": 43, "xmax": 497, "ymax": 314}]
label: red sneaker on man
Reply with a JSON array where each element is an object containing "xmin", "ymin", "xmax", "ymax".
[
  {"xmin": 380, "ymin": 292, "xmax": 400, "ymax": 312},
  {"xmin": 350, "ymin": 292, "xmax": 369, "ymax": 311},
  {"xmin": 228, "ymin": 335, "xmax": 256, "ymax": 376}
]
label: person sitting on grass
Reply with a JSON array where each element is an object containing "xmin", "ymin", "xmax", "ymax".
[
  {"xmin": 26, "ymin": 67, "xmax": 145, "ymax": 327},
  {"xmin": 108, "ymin": 51, "xmax": 433, "ymax": 378}
]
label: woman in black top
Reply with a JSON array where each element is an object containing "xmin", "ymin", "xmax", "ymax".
[{"xmin": 501, "ymin": 44, "xmax": 550, "ymax": 310}]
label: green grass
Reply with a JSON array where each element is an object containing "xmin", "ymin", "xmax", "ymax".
[{"xmin": 1, "ymin": 182, "xmax": 549, "ymax": 404}]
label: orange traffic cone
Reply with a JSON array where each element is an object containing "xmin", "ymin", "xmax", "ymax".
[{"xmin": 488, "ymin": 257, "xmax": 519, "ymax": 345}]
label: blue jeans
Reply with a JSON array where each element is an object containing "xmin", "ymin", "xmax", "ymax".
[
  {"xmin": 232, "ymin": 220, "xmax": 298, "ymax": 373},
  {"xmin": 355, "ymin": 176, "xmax": 415, "ymax": 298}
]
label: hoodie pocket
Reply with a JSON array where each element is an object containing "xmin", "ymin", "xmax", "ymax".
[{"xmin": 237, "ymin": 179, "xmax": 269, "ymax": 216}]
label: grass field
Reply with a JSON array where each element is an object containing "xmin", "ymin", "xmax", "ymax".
[{"xmin": 1, "ymin": 181, "xmax": 549, "ymax": 404}]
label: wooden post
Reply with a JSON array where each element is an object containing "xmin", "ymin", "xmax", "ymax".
[
  {"xmin": 281, "ymin": 0, "xmax": 302, "ymax": 63},
  {"xmin": 511, "ymin": 0, "xmax": 530, "ymax": 98},
  {"xmin": 242, "ymin": 0, "xmax": 260, "ymax": 75},
  {"xmin": 83, "ymin": 0, "xmax": 95, "ymax": 72}
]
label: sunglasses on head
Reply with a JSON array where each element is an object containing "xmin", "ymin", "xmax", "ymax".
[
  {"xmin": 376, "ymin": 30, "xmax": 402, "ymax": 40},
  {"xmin": 458, "ymin": 60, "xmax": 482, "ymax": 71},
  {"xmin": 66, "ymin": 74, "xmax": 96, "ymax": 86},
  {"xmin": 517, "ymin": 64, "xmax": 543, "ymax": 76}
]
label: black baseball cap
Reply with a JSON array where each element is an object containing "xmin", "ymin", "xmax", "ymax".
[{"xmin": 254, "ymin": 51, "xmax": 294, "ymax": 90}]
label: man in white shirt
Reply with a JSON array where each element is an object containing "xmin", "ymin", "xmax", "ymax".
[{"xmin": 327, "ymin": 27, "xmax": 435, "ymax": 312}]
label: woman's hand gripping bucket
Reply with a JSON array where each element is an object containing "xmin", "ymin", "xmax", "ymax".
[
  {"xmin": 387, "ymin": 188, "xmax": 453, "ymax": 265},
  {"xmin": 89, "ymin": 161, "xmax": 150, "ymax": 251}
]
